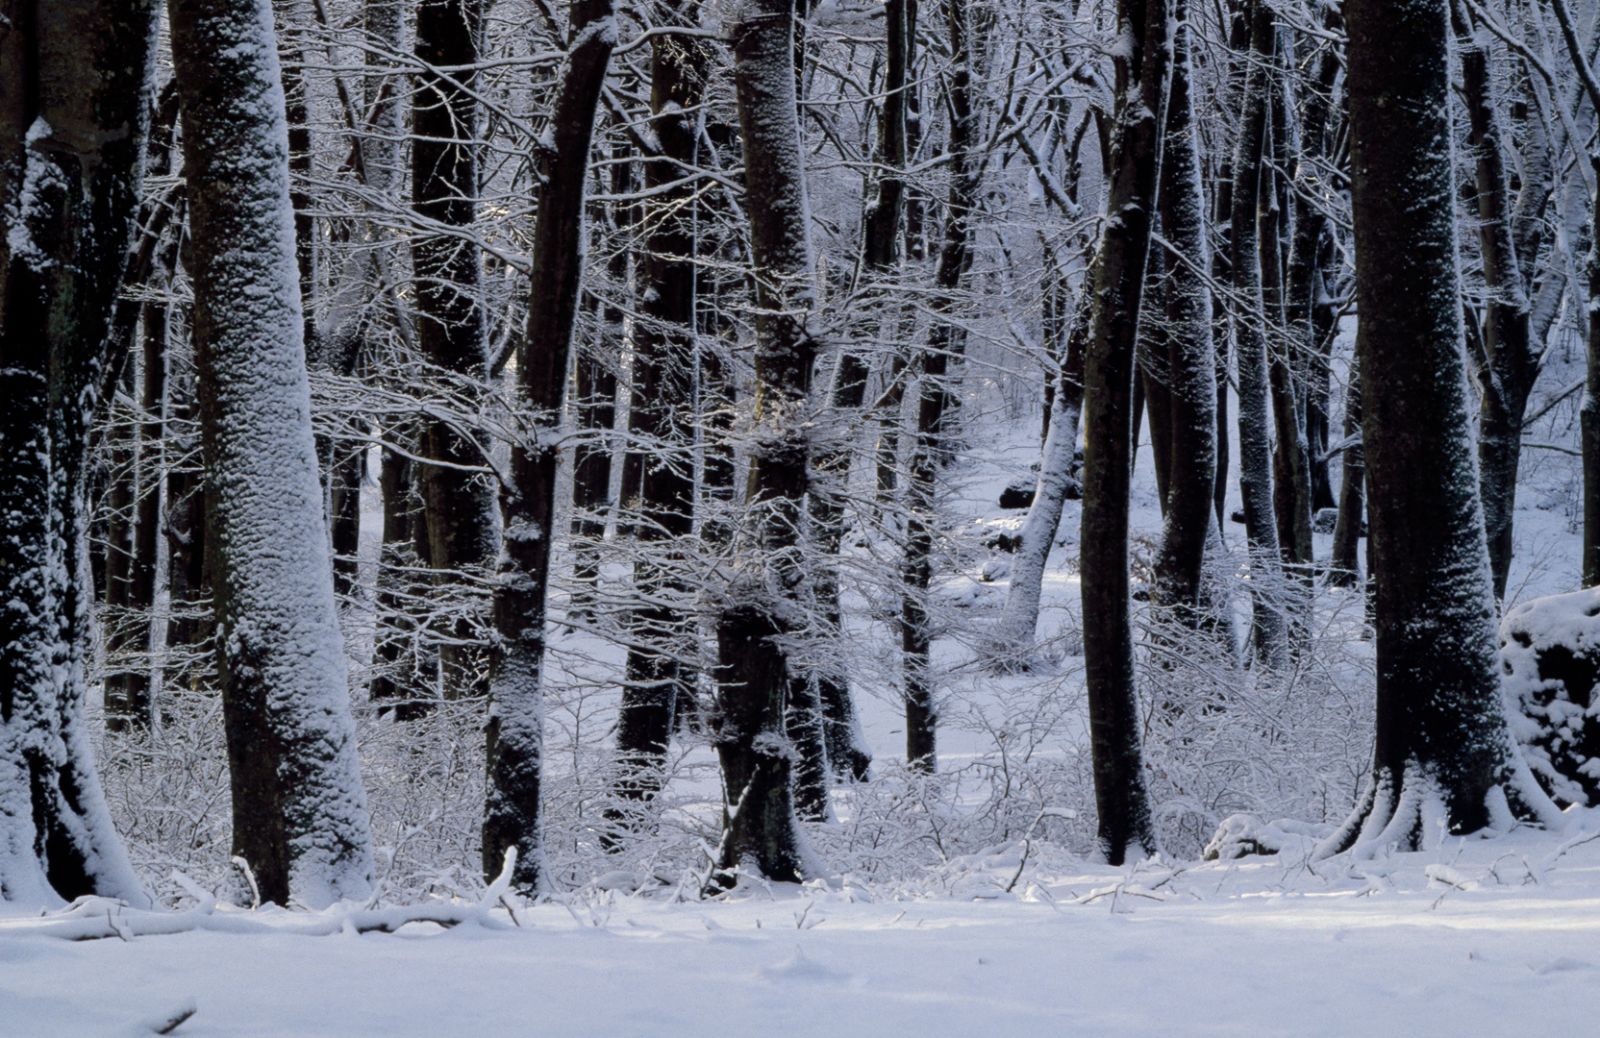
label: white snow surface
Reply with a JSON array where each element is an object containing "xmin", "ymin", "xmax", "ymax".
[{"xmin": 6, "ymin": 819, "xmax": 1600, "ymax": 1035}]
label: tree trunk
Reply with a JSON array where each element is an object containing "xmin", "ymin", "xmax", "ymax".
[
  {"xmin": 1150, "ymin": 0, "xmax": 1228, "ymax": 653},
  {"xmin": 707, "ymin": 0, "xmax": 819, "ymax": 889},
  {"xmin": 413, "ymin": 0, "xmax": 498, "ymax": 701},
  {"xmin": 1321, "ymin": 0, "xmax": 1559, "ymax": 857},
  {"xmin": 1549, "ymin": 0, "xmax": 1600, "ymax": 590},
  {"xmin": 1328, "ymin": 361, "xmax": 1364, "ymax": 587},
  {"xmin": 569, "ymin": 147, "xmax": 626, "ymax": 616},
  {"xmin": 1461, "ymin": 39, "xmax": 1538, "ymax": 601},
  {"xmin": 1078, "ymin": 0, "xmax": 1169, "ymax": 865},
  {"xmin": 483, "ymin": 0, "xmax": 616, "ymax": 892},
  {"xmin": 610, "ymin": 5, "xmax": 708, "ymax": 835},
  {"xmin": 170, "ymin": 0, "xmax": 375, "ymax": 906},
  {"xmin": 1229, "ymin": 0, "xmax": 1290, "ymax": 669},
  {"xmin": 899, "ymin": 0, "xmax": 982, "ymax": 769},
  {"xmin": 991, "ymin": 298, "xmax": 1087, "ymax": 663},
  {"xmin": 0, "ymin": 0, "xmax": 157, "ymax": 907},
  {"xmin": 1285, "ymin": 17, "xmax": 1341, "ymax": 517},
  {"xmin": 803, "ymin": 0, "xmax": 913, "ymax": 783},
  {"xmin": 1208, "ymin": 0, "xmax": 1249, "ymax": 533}
]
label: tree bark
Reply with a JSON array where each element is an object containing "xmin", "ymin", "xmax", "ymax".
[
  {"xmin": 1150, "ymin": 0, "xmax": 1228, "ymax": 653},
  {"xmin": 413, "ymin": 0, "xmax": 498, "ymax": 701},
  {"xmin": 610, "ymin": 4, "xmax": 709, "ymax": 833},
  {"xmin": 802, "ymin": 0, "xmax": 913, "ymax": 782},
  {"xmin": 483, "ymin": 0, "xmax": 616, "ymax": 892},
  {"xmin": 900, "ymin": 0, "xmax": 982, "ymax": 769},
  {"xmin": 0, "ymin": 0, "xmax": 157, "ymax": 906},
  {"xmin": 1461, "ymin": 37, "xmax": 1539, "ymax": 601},
  {"xmin": 1229, "ymin": 0, "xmax": 1290, "ymax": 669},
  {"xmin": 707, "ymin": 0, "xmax": 819, "ymax": 888},
  {"xmin": 1322, "ymin": 0, "xmax": 1559, "ymax": 856},
  {"xmin": 1328, "ymin": 361, "xmax": 1364, "ymax": 587},
  {"xmin": 170, "ymin": 0, "xmax": 375, "ymax": 906},
  {"xmin": 1078, "ymin": 0, "xmax": 1169, "ymax": 865}
]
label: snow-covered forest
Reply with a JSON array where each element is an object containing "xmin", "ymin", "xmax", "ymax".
[{"xmin": 7, "ymin": 0, "xmax": 1600, "ymax": 1032}]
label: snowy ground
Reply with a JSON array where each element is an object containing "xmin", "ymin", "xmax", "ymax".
[{"xmin": 8, "ymin": 820, "xmax": 1600, "ymax": 1036}]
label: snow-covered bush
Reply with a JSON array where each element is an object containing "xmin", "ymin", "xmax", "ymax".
[{"xmin": 1501, "ymin": 586, "xmax": 1600, "ymax": 807}]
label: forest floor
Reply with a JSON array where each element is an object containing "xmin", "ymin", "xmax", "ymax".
[{"xmin": 6, "ymin": 820, "xmax": 1600, "ymax": 1036}]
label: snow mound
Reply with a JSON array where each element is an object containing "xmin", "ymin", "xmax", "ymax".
[
  {"xmin": 1203, "ymin": 814, "xmax": 1332, "ymax": 861},
  {"xmin": 1500, "ymin": 586, "xmax": 1600, "ymax": 806}
]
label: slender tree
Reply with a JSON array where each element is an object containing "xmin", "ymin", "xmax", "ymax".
[
  {"xmin": 483, "ymin": 0, "xmax": 617, "ymax": 892},
  {"xmin": 1229, "ymin": 0, "xmax": 1290, "ymax": 668},
  {"xmin": 1150, "ymin": 0, "xmax": 1227, "ymax": 650},
  {"xmin": 610, "ymin": 2, "xmax": 711, "ymax": 830},
  {"xmin": 900, "ymin": 0, "xmax": 983, "ymax": 766},
  {"xmin": 1078, "ymin": 0, "xmax": 1169, "ymax": 864},
  {"xmin": 413, "ymin": 0, "xmax": 498, "ymax": 701},
  {"xmin": 1459, "ymin": 23, "xmax": 1543, "ymax": 600}
]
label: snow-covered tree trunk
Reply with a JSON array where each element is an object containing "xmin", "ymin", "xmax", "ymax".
[
  {"xmin": 708, "ymin": 0, "xmax": 821, "ymax": 887},
  {"xmin": 570, "ymin": 142, "xmax": 627, "ymax": 616},
  {"xmin": 413, "ymin": 0, "xmax": 498, "ymax": 702},
  {"xmin": 1228, "ymin": 0, "xmax": 1289, "ymax": 670},
  {"xmin": 1284, "ymin": 12, "xmax": 1341, "ymax": 516},
  {"xmin": 1321, "ymin": 0, "xmax": 1561, "ymax": 857},
  {"xmin": 990, "ymin": 313, "xmax": 1085, "ymax": 666},
  {"xmin": 1259, "ymin": 45, "xmax": 1313, "ymax": 585},
  {"xmin": 484, "ymin": 0, "xmax": 616, "ymax": 892},
  {"xmin": 1077, "ymin": 0, "xmax": 1169, "ymax": 865},
  {"xmin": 0, "ymin": 0, "xmax": 157, "ymax": 909},
  {"xmin": 169, "ymin": 0, "xmax": 375, "ymax": 907}
]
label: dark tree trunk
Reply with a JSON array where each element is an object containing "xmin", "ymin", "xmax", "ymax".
[
  {"xmin": 803, "ymin": 0, "xmax": 913, "ymax": 784},
  {"xmin": 610, "ymin": 5, "xmax": 709, "ymax": 835},
  {"xmin": 413, "ymin": 0, "xmax": 498, "ymax": 700},
  {"xmin": 1140, "ymin": 263, "xmax": 1174, "ymax": 511},
  {"xmin": 170, "ymin": 0, "xmax": 375, "ymax": 906},
  {"xmin": 1461, "ymin": 39, "xmax": 1539, "ymax": 601},
  {"xmin": 900, "ymin": 0, "xmax": 982, "ymax": 770},
  {"xmin": 708, "ymin": 0, "xmax": 819, "ymax": 889},
  {"xmin": 1285, "ymin": 18, "xmax": 1342, "ymax": 517},
  {"xmin": 1550, "ymin": 0, "xmax": 1600, "ymax": 590},
  {"xmin": 370, "ymin": 424, "xmax": 433, "ymax": 720},
  {"xmin": 568, "ymin": 148, "xmax": 627, "ymax": 616},
  {"xmin": 1328, "ymin": 362, "xmax": 1364, "ymax": 587},
  {"xmin": 1228, "ymin": 0, "xmax": 1289, "ymax": 669},
  {"xmin": 1208, "ymin": 0, "xmax": 1249, "ymax": 533},
  {"xmin": 483, "ymin": 0, "xmax": 616, "ymax": 892},
  {"xmin": 1261, "ymin": 50, "xmax": 1313, "ymax": 580},
  {"xmin": 0, "ymin": 0, "xmax": 157, "ymax": 906},
  {"xmin": 1322, "ymin": 0, "xmax": 1559, "ymax": 856},
  {"xmin": 1150, "ymin": 0, "xmax": 1227, "ymax": 651},
  {"xmin": 1078, "ymin": 0, "xmax": 1169, "ymax": 865}
]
